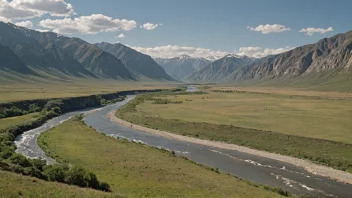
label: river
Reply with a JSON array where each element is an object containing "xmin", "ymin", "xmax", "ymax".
[{"xmin": 15, "ymin": 86, "xmax": 352, "ymax": 197}]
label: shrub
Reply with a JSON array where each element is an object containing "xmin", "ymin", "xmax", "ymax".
[
  {"xmin": 44, "ymin": 165, "xmax": 68, "ymax": 182},
  {"xmin": 31, "ymin": 158, "xmax": 47, "ymax": 171},
  {"xmin": 99, "ymin": 182, "xmax": 111, "ymax": 192},
  {"xmin": 64, "ymin": 166, "xmax": 90, "ymax": 187},
  {"xmin": 8, "ymin": 153, "xmax": 32, "ymax": 167}
]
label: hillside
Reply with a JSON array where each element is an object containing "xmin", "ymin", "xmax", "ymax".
[
  {"xmin": 96, "ymin": 42, "xmax": 174, "ymax": 80},
  {"xmin": 155, "ymin": 55, "xmax": 212, "ymax": 80},
  {"xmin": 231, "ymin": 31, "xmax": 352, "ymax": 82},
  {"xmin": 187, "ymin": 55, "xmax": 254, "ymax": 82}
]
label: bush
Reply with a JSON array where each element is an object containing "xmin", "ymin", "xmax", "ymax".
[
  {"xmin": 8, "ymin": 153, "xmax": 32, "ymax": 167},
  {"xmin": 44, "ymin": 165, "xmax": 68, "ymax": 182},
  {"xmin": 64, "ymin": 166, "xmax": 90, "ymax": 187},
  {"xmin": 32, "ymin": 158, "xmax": 47, "ymax": 171},
  {"xmin": 99, "ymin": 182, "xmax": 111, "ymax": 192}
]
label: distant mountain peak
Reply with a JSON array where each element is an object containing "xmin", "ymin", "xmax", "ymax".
[{"xmin": 179, "ymin": 54, "xmax": 192, "ymax": 59}]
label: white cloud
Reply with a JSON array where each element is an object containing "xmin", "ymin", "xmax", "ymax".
[
  {"xmin": 140, "ymin": 22, "xmax": 161, "ymax": 30},
  {"xmin": 131, "ymin": 45, "xmax": 230, "ymax": 58},
  {"xmin": 35, "ymin": 29, "xmax": 50, "ymax": 32},
  {"xmin": 248, "ymin": 24, "xmax": 290, "ymax": 34},
  {"xmin": 299, "ymin": 27, "xmax": 333, "ymax": 36},
  {"xmin": 0, "ymin": 15, "xmax": 11, "ymax": 22},
  {"xmin": 0, "ymin": 0, "xmax": 75, "ymax": 20},
  {"xmin": 236, "ymin": 46, "xmax": 293, "ymax": 58},
  {"xmin": 39, "ymin": 14, "xmax": 137, "ymax": 34},
  {"xmin": 15, "ymin": 20, "xmax": 33, "ymax": 28},
  {"xmin": 117, "ymin": 33, "xmax": 125, "ymax": 38},
  {"xmin": 238, "ymin": 46, "xmax": 262, "ymax": 52},
  {"xmin": 131, "ymin": 45, "xmax": 294, "ymax": 59}
]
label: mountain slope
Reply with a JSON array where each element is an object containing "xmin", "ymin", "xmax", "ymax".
[
  {"xmin": 27, "ymin": 31, "xmax": 134, "ymax": 80},
  {"xmin": 231, "ymin": 31, "xmax": 352, "ymax": 81},
  {"xmin": 0, "ymin": 22, "xmax": 137, "ymax": 80},
  {"xmin": 0, "ymin": 45, "xmax": 32, "ymax": 74},
  {"xmin": 0, "ymin": 22, "xmax": 95, "ymax": 78},
  {"xmin": 187, "ymin": 55, "xmax": 254, "ymax": 82},
  {"xmin": 155, "ymin": 55, "xmax": 211, "ymax": 80},
  {"xmin": 96, "ymin": 42, "xmax": 173, "ymax": 80}
]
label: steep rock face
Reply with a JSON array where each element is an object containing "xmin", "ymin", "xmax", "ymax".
[
  {"xmin": 96, "ymin": 42, "xmax": 174, "ymax": 80},
  {"xmin": 187, "ymin": 55, "xmax": 254, "ymax": 82},
  {"xmin": 155, "ymin": 55, "xmax": 211, "ymax": 80},
  {"xmin": 232, "ymin": 31, "xmax": 352, "ymax": 81}
]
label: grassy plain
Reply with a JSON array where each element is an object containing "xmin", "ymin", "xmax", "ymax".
[
  {"xmin": 0, "ymin": 170, "xmax": 117, "ymax": 198},
  {"xmin": 37, "ymin": 118, "xmax": 284, "ymax": 198},
  {"xmin": 0, "ymin": 80, "xmax": 179, "ymax": 103},
  {"xmin": 0, "ymin": 112, "xmax": 39, "ymax": 131},
  {"xmin": 116, "ymin": 89, "xmax": 352, "ymax": 172},
  {"xmin": 136, "ymin": 89, "xmax": 352, "ymax": 144}
]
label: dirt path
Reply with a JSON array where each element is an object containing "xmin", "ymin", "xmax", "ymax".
[{"xmin": 107, "ymin": 111, "xmax": 352, "ymax": 185}]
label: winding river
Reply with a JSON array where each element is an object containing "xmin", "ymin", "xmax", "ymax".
[{"xmin": 15, "ymin": 86, "xmax": 352, "ymax": 197}]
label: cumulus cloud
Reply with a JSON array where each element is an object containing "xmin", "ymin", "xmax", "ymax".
[
  {"xmin": 39, "ymin": 14, "xmax": 137, "ymax": 34},
  {"xmin": 0, "ymin": 0, "xmax": 75, "ymax": 21},
  {"xmin": 117, "ymin": 33, "xmax": 125, "ymax": 38},
  {"xmin": 248, "ymin": 24, "xmax": 290, "ymax": 34},
  {"xmin": 299, "ymin": 27, "xmax": 333, "ymax": 36},
  {"xmin": 140, "ymin": 23, "xmax": 161, "ymax": 30},
  {"xmin": 236, "ymin": 46, "xmax": 293, "ymax": 58},
  {"xmin": 15, "ymin": 20, "xmax": 33, "ymax": 28},
  {"xmin": 131, "ymin": 45, "xmax": 230, "ymax": 58}
]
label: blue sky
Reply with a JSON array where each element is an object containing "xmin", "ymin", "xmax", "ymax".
[{"xmin": 1, "ymin": 0, "xmax": 351, "ymax": 58}]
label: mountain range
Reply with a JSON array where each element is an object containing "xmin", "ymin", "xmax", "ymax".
[
  {"xmin": 154, "ymin": 55, "xmax": 213, "ymax": 80},
  {"xmin": 186, "ymin": 54, "xmax": 255, "ymax": 82},
  {"xmin": 95, "ymin": 42, "xmax": 173, "ymax": 81},
  {"xmin": 230, "ymin": 31, "xmax": 352, "ymax": 82},
  {"xmin": 0, "ymin": 22, "xmax": 173, "ymax": 82},
  {"xmin": 0, "ymin": 21, "xmax": 351, "ymax": 88}
]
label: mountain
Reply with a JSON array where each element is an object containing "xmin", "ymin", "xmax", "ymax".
[
  {"xmin": 0, "ymin": 22, "xmax": 150, "ymax": 81},
  {"xmin": 95, "ymin": 42, "xmax": 174, "ymax": 80},
  {"xmin": 231, "ymin": 31, "xmax": 352, "ymax": 82},
  {"xmin": 155, "ymin": 55, "xmax": 212, "ymax": 80},
  {"xmin": 186, "ymin": 54, "xmax": 254, "ymax": 82},
  {"xmin": 0, "ymin": 22, "xmax": 97, "ymax": 78},
  {"xmin": 24, "ymin": 29, "xmax": 134, "ymax": 80},
  {"xmin": 0, "ymin": 45, "xmax": 32, "ymax": 74}
]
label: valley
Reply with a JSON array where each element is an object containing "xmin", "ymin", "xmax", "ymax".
[{"xmin": 0, "ymin": 3, "xmax": 352, "ymax": 197}]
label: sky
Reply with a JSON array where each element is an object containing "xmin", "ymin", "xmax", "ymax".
[{"xmin": 0, "ymin": 0, "xmax": 351, "ymax": 58}]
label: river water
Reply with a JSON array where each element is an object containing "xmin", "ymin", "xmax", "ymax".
[{"xmin": 15, "ymin": 86, "xmax": 352, "ymax": 197}]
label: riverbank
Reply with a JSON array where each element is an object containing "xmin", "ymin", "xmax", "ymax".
[
  {"xmin": 108, "ymin": 111, "xmax": 352, "ymax": 185},
  {"xmin": 37, "ymin": 116, "xmax": 285, "ymax": 197}
]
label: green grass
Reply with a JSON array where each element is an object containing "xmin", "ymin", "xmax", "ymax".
[
  {"xmin": 134, "ymin": 91, "xmax": 352, "ymax": 144},
  {"xmin": 0, "ymin": 80, "xmax": 179, "ymax": 103},
  {"xmin": 117, "ymin": 92, "xmax": 352, "ymax": 172},
  {"xmin": 0, "ymin": 113, "xmax": 39, "ymax": 131},
  {"xmin": 37, "ymin": 118, "xmax": 285, "ymax": 198},
  {"xmin": 0, "ymin": 170, "xmax": 118, "ymax": 198}
]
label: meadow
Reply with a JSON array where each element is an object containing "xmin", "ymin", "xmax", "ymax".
[
  {"xmin": 37, "ymin": 117, "xmax": 286, "ymax": 198},
  {"xmin": 116, "ymin": 88, "xmax": 352, "ymax": 172},
  {"xmin": 0, "ymin": 80, "xmax": 179, "ymax": 103},
  {"xmin": 0, "ymin": 170, "xmax": 118, "ymax": 198},
  {"xmin": 136, "ymin": 88, "xmax": 352, "ymax": 143},
  {"xmin": 0, "ymin": 113, "xmax": 39, "ymax": 131}
]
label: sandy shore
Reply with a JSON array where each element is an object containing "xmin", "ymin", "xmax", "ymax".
[{"xmin": 107, "ymin": 111, "xmax": 352, "ymax": 185}]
